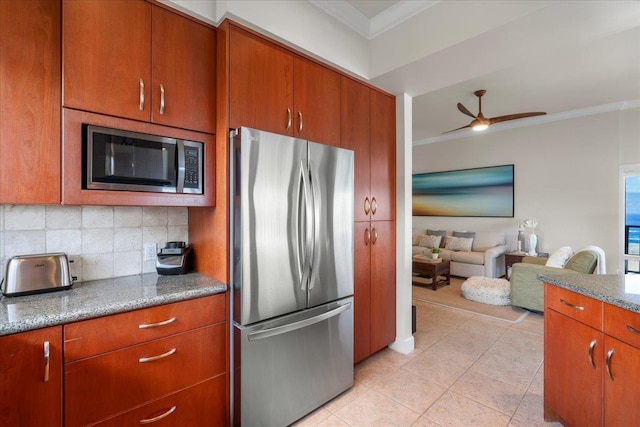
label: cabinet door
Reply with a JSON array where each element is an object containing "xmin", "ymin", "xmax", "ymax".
[
  {"xmin": 604, "ymin": 335, "xmax": 640, "ymax": 426},
  {"xmin": 370, "ymin": 220, "xmax": 396, "ymax": 353},
  {"xmin": 341, "ymin": 78, "xmax": 371, "ymax": 222},
  {"xmin": 369, "ymin": 90, "xmax": 396, "ymax": 221},
  {"xmin": 353, "ymin": 222, "xmax": 372, "ymax": 363},
  {"xmin": 229, "ymin": 26, "xmax": 293, "ymax": 135},
  {"xmin": 0, "ymin": 0, "xmax": 60, "ymax": 203},
  {"xmin": 293, "ymin": 57, "xmax": 340, "ymax": 146},
  {"xmin": 63, "ymin": 0, "xmax": 151, "ymax": 121},
  {"xmin": 151, "ymin": 7, "xmax": 216, "ymax": 133},
  {"xmin": 0, "ymin": 326, "xmax": 62, "ymax": 427},
  {"xmin": 544, "ymin": 309, "xmax": 602, "ymax": 427}
]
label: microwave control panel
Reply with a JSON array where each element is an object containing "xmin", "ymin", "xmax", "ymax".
[{"xmin": 184, "ymin": 147, "xmax": 200, "ymax": 189}]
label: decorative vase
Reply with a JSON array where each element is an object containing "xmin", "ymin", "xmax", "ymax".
[
  {"xmin": 527, "ymin": 233, "xmax": 537, "ymax": 256},
  {"xmin": 517, "ymin": 229, "xmax": 526, "ymax": 253},
  {"xmin": 431, "ymin": 253, "xmax": 438, "ymax": 259}
]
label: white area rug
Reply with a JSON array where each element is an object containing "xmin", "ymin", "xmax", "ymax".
[{"xmin": 461, "ymin": 276, "xmax": 511, "ymax": 306}]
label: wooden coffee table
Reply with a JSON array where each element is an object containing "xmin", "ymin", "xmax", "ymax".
[{"xmin": 412, "ymin": 258, "xmax": 450, "ymax": 290}]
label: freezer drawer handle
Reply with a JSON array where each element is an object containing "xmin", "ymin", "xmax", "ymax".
[
  {"xmin": 139, "ymin": 317, "xmax": 177, "ymax": 329},
  {"xmin": 247, "ymin": 302, "xmax": 351, "ymax": 342},
  {"xmin": 139, "ymin": 406, "xmax": 177, "ymax": 424}
]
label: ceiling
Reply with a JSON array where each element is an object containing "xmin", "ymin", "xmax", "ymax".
[{"xmin": 314, "ymin": 0, "xmax": 640, "ymax": 144}]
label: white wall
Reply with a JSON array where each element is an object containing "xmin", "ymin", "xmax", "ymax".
[{"xmin": 412, "ymin": 108, "xmax": 640, "ymax": 273}]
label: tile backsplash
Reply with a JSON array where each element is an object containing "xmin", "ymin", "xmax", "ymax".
[{"xmin": 0, "ymin": 205, "xmax": 188, "ymax": 282}]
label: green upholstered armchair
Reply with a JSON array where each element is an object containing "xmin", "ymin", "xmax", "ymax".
[{"xmin": 510, "ymin": 250, "xmax": 599, "ymax": 312}]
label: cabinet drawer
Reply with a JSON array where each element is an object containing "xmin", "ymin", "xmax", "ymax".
[
  {"xmin": 545, "ymin": 284, "xmax": 602, "ymax": 330},
  {"xmin": 64, "ymin": 294, "xmax": 225, "ymax": 361},
  {"xmin": 65, "ymin": 323, "xmax": 226, "ymax": 426},
  {"xmin": 90, "ymin": 375, "xmax": 226, "ymax": 427},
  {"xmin": 604, "ymin": 303, "xmax": 640, "ymax": 348}
]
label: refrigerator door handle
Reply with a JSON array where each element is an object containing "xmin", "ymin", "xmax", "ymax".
[
  {"xmin": 308, "ymin": 161, "xmax": 319, "ymax": 290},
  {"xmin": 294, "ymin": 161, "xmax": 305, "ymax": 286},
  {"xmin": 246, "ymin": 302, "xmax": 351, "ymax": 341},
  {"xmin": 300, "ymin": 160, "xmax": 313, "ymax": 291}
]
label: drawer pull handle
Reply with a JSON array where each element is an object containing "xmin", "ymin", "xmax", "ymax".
[
  {"xmin": 626, "ymin": 324, "xmax": 640, "ymax": 335},
  {"xmin": 371, "ymin": 197, "xmax": 377, "ymax": 216},
  {"xmin": 139, "ymin": 317, "xmax": 176, "ymax": 329},
  {"xmin": 43, "ymin": 341, "xmax": 50, "ymax": 383},
  {"xmin": 139, "ymin": 348, "xmax": 176, "ymax": 363},
  {"xmin": 560, "ymin": 299, "xmax": 584, "ymax": 311},
  {"xmin": 139, "ymin": 405, "xmax": 177, "ymax": 424},
  {"xmin": 364, "ymin": 197, "xmax": 370, "ymax": 215},
  {"xmin": 588, "ymin": 339, "xmax": 597, "ymax": 369},
  {"xmin": 606, "ymin": 348, "xmax": 615, "ymax": 380},
  {"xmin": 159, "ymin": 84, "xmax": 165, "ymax": 115},
  {"xmin": 286, "ymin": 108, "xmax": 292, "ymax": 130},
  {"xmin": 298, "ymin": 111, "xmax": 303, "ymax": 133}
]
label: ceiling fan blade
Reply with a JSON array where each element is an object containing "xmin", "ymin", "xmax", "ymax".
[
  {"xmin": 489, "ymin": 112, "xmax": 546, "ymax": 125},
  {"xmin": 442, "ymin": 124, "xmax": 471, "ymax": 134},
  {"xmin": 457, "ymin": 103, "xmax": 476, "ymax": 118}
]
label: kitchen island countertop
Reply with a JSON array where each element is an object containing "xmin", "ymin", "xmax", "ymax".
[
  {"xmin": 539, "ymin": 272, "xmax": 640, "ymax": 314},
  {"xmin": 0, "ymin": 272, "xmax": 226, "ymax": 336}
]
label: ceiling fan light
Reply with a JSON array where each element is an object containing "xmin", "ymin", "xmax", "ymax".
[{"xmin": 470, "ymin": 119, "xmax": 489, "ymax": 131}]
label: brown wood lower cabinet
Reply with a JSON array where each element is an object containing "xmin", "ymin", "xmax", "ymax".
[
  {"xmin": 64, "ymin": 295, "xmax": 228, "ymax": 426},
  {"xmin": 354, "ymin": 221, "xmax": 396, "ymax": 363},
  {"xmin": 544, "ymin": 283, "xmax": 640, "ymax": 426},
  {"xmin": 0, "ymin": 326, "xmax": 63, "ymax": 427}
]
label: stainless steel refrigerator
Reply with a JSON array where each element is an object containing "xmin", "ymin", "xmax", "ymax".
[{"xmin": 230, "ymin": 127, "xmax": 354, "ymax": 426}]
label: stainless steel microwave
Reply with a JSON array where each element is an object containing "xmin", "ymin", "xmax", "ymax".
[{"xmin": 83, "ymin": 125, "xmax": 203, "ymax": 194}]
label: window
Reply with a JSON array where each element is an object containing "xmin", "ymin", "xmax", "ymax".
[{"xmin": 622, "ymin": 165, "xmax": 640, "ymax": 274}]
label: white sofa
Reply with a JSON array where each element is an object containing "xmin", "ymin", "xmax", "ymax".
[{"xmin": 412, "ymin": 229, "xmax": 508, "ymax": 278}]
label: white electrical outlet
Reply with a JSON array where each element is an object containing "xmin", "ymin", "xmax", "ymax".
[{"xmin": 144, "ymin": 243, "xmax": 157, "ymax": 261}]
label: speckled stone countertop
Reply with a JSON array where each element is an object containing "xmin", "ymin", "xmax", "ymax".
[
  {"xmin": 539, "ymin": 272, "xmax": 640, "ymax": 314},
  {"xmin": 0, "ymin": 272, "xmax": 227, "ymax": 336}
]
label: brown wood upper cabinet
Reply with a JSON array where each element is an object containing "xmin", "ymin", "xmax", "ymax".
[
  {"xmin": 0, "ymin": 0, "xmax": 61, "ymax": 204},
  {"xmin": 341, "ymin": 77, "xmax": 396, "ymax": 222},
  {"xmin": 63, "ymin": 0, "xmax": 216, "ymax": 134},
  {"xmin": 228, "ymin": 25, "xmax": 340, "ymax": 146}
]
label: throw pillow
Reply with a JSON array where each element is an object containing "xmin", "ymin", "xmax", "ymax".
[
  {"xmin": 444, "ymin": 236, "xmax": 473, "ymax": 252},
  {"xmin": 546, "ymin": 246, "xmax": 573, "ymax": 268},
  {"xmin": 412, "ymin": 234, "xmax": 422, "ymax": 246},
  {"xmin": 427, "ymin": 229, "xmax": 447, "ymax": 247},
  {"xmin": 418, "ymin": 234, "xmax": 441, "ymax": 249},
  {"xmin": 453, "ymin": 231, "xmax": 476, "ymax": 239}
]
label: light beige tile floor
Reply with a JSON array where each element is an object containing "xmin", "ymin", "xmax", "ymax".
[{"xmin": 293, "ymin": 299, "xmax": 565, "ymax": 427}]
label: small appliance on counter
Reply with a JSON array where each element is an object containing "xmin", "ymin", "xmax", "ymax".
[
  {"xmin": 2, "ymin": 253, "xmax": 74, "ymax": 296},
  {"xmin": 156, "ymin": 241, "xmax": 193, "ymax": 275}
]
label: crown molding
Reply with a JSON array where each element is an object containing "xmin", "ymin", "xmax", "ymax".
[
  {"xmin": 413, "ymin": 98, "xmax": 640, "ymax": 146},
  {"xmin": 309, "ymin": 0, "xmax": 438, "ymax": 39}
]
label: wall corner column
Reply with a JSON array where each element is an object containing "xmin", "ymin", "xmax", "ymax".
[{"xmin": 390, "ymin": 93, "xmax": 414, "ymax": 355}]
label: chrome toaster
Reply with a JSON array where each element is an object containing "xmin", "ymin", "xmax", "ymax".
[{"xmin": 2, "ymin": 253, "xmax": 74, "ymax": 297}]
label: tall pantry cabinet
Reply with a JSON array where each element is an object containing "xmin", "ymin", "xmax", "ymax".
[{"xmin": 341, "ymin": 77, "xmax": 396, "ymax": 363}]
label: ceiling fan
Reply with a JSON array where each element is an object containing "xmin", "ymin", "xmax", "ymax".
[{"xmin": 443, "ymin": 89, "xmax": 546, "ymax": 134}]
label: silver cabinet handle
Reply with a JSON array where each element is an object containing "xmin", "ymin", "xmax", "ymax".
[
  {"xmin": 606, "ymin": 348, "xmax": 615, "ymax": 380},
  {"xmin": 298, "ymin": 111, "xmax": 303, "ymax": 133},
  {"xmin": 372, "ymin": 227, "xmax": 378, "ymax": 245},
  {"xmin": 364, "ymin": 227, "xmax": 370, "ymax": 246},
  {"xmin": 286, "ymin": 108, "xmax": 292, "ymax": 130},
  {"xmin": 626, "ymin": 324, "xmax": 640, "ymax": 335},
  {"xmin": 560, "ymin": 299, "xmax": 584, "ymax": 311},
  {"xmin": 139, "ymin": 317, "xmax": 176, "ymax": 329},
  {"xmin": 139, "ymin": 78, "xmax": 145, "ymax": 111},
  {"xmin": 371, "ymin": 197, "xmax": 377, "ymax": 216},
  {"xmin": 139, "ymin": 406, "xmax": 176, "ymax": 424},
  {"xmin": 159, "ymin": 84, "xmax": 165, "ymax": 115},
  {"xmin": 139, "ymin": 348, "xmax": 176, "ymax": 363},
  {"xmin": 588, "ymin": 339, "xmax": 597, "ymax": 369},
  {"xmin": 364, "ymin": 197, "xmax": 370, "ymax": 215},
  {"xmin": 43, "ymin": 341, "xmax": 50, "ymax": 383}
]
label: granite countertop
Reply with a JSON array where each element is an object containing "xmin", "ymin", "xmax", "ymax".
[
  {"xmin": 0, "ymin": 272, "xmax": 227, "ymax": 336},
  {"xmin": 539, "ymin": 272, "xmax": 640, "ymax": 314}
]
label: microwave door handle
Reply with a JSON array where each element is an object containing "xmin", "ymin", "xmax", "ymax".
[
  {"xmin": 176, "ymin": 140, "xmax": 185, "ymax": 193},
  {"xmin": 106, "ymin": 142, "xmax": 115, "ymax": 176}
]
